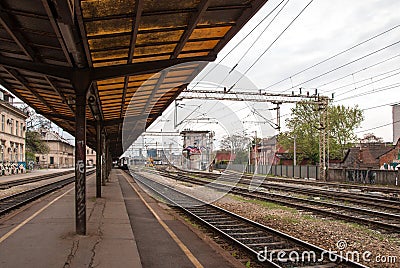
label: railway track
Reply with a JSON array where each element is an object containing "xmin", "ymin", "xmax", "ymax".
[
  {"xmin": 0, "ymin": 169, "xmax": 75, "ymax": 189},
  {"xmin": 186, "ymin": 168, "xmax": 400, "ymax": 197},
  {"xmin": 130, "ymin": 171, "xmax": 366, "ymax": 268},
  {"xmin": 0, "ymin": 169, "xmax": 95, "ymax": 216},
  {"xmin": 149, "ymin": 169, "xmax": 400, "ymax": 233},
  {"xmin": 171, "ymin": 169, "xmax": 400, "ymax": 211}
]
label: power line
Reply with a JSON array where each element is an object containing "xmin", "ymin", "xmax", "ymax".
[
  {"xmin": 228, "ymin": 0, "xmax": 315, "ymax": 91},
  {"xmin": 263, "ymin": 24, "xmax": 400, "ymax": 91},
  {"xmin": 218, "ymin": 0, "xmax": 290, "ymax": 88},
  {"xmin": 355, "ymin": 119, "xmax": 400, "ymax": 134},
  {"xmin": 334, "ymin": 82, "xmax": 400, "ymax": 102},
  {"xmin": 278, "ymin": 40, "xmax": 400, "ymax": 92},
  {"xmin": 316, "ymin": 54, "xmax": 400, "ymax": 90},
  {"xmin": 333, "ymin": 68, "xmax": 400, "ymax": 97},
  {"xmin": 189, "ymin": 0, "xmax": 288, "ymax": 91}
]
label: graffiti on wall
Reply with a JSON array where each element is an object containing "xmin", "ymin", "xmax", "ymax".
[{"xmin": 0, "ymin": 162, "xmax": 26, "ymax": 176}]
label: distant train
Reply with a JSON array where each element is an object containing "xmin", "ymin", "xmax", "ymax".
[{"xmin": 118, "ymin": 157, "xmax": 129, "ymax": 170}]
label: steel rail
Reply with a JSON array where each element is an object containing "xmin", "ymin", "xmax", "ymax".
[
  {"xmin": 152, "ymin": 169, "xmax": 400, "ymax": 232},
  {"xmin": 130, "ymin": 171, "xmax": 366, "ymax": 268},
  {"xmin": 0, "ymin": 170, "xmax": 95, "ymax": 216}
]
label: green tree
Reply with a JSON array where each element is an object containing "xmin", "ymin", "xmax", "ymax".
[
  {"xmin": 25, "ymin": 131, "xmax": 50, "ymax": 161},
  {"xmin": 220, "ymin": 133, "xmax": 251, "ymax": 164},
  {"xmin": 278, "ymin": 103, "xmax": 363, "ymax": 164}
]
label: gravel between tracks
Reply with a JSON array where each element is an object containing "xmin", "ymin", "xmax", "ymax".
[{"xmin": 139, "ymin": 169, "xmax": 400, "ymax": 268}]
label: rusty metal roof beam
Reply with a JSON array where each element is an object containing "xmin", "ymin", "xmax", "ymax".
[
  {"xmin": 0, "ymin": 5, "xmax": 39, "ymax": 61},
  {"xmin": 212, "ymin": 0, "xmax": 268, "ymax": 56},
  {"xmin": 45, "ymin": 76, "xmax": 75, "ymax": 114},
  {"xmin": 93, "ymin": 55, "xmax": 216, "ymax": 81},
  {"xmin": 0, "ymin": 56, "xmax": 72, "ymax": 79},
  {"xmin": 121, "ymin": 0, "xmax": 143, "ymax": 120},
  {"xmin": 87, "ymin": 23, "xmax": 236, "ymax": 40},
  {"xmin": 171, "ymin": 0, "xmax": 210, "ymax": 59},
  {"xmin": 82, "ymin": 4, "xmax": 250, "ymax": 22},
  {"xmin": 41, "ymin": 0, "xmax": 73, "ymax": 66}
]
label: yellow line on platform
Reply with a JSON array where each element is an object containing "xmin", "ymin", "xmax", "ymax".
[
  {"xmin": 0, "ymin": 186, "xmax": 74, "ymax": 244},
  {"xmin": 0, "ymin": 173, "xmax": 96, "ymax": 244},
  {"xmin": 121, "ymin": 171, "xmax": 204, "ymax": 268}
]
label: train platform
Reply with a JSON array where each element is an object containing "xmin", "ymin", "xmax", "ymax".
[
  {"xmin": 0, "ymin": 169, "xmax": 241, "ymax": 268},
  {"xmin": 0, "ymin": 167, "xmax": 74, "ymax": 183}
]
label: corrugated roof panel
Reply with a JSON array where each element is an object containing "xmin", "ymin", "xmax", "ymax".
[
  {"xmin": 91, "ymin": 48, "xmax": 129, "ymax": 61},
  {"xmin": 178, "ymin": 52, "xmax": 210, "ymax": 58},
  {"xmin": 88, "ymin": 35, "xmax": 131, "ymax": 51},
  {"xmin": 134, "ymin": 44, "xmax": 176, "ymax": 57},
  {"xmin": 85, "ymin": 18, "xmax": 132, "ymax": 37},
  {"xmin": 139, "ymin": 13, "xmax": 189, "ymax": 31},
  {"xmin": 142, "ymin": 0, "xmax": 201, "ymax": 12},
  {"xmin": 133, "ymin": 55, "xmax": 170, "ymax": 63},
  {"xmin": 136, "ymin": 30, "xmax": 184, "ymax": 45},
  {"xmin": 81, "ymin": 0, "xmax": 135, "ymax": 18},
  {"xmin": 189, "ymin": 26, "xmax": 231, "ymax": 40},
  {"xmin": 93, "ymin": 60, "xmax": 127, "ymax": 67}
]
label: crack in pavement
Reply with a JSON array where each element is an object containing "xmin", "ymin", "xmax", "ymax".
[
  {"xmin": 63, "ymin": 239, "xmax": 79, "ymax": 268},
  {"xmin": 88, "ymin": 200, "xmax": 106, "ymax": 268}
]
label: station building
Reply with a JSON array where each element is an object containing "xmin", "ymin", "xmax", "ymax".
[
  {"xmin": 35, "ymin": 128, "xmax": 96, "ymax": 168},
  {"xmin": 0, "ymin": 90, "xmax": 28, "ymax": 166},
  {"xmin": 35, "ymin": 129, "xmax": 74, "ymax": 168}
]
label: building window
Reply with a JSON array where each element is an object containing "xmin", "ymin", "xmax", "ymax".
[
  {"xmin": 0, "ymin": 142, "xmax": 4, "ymax": 162},
  {"xmin": 1, "ymin": 115, "xmax": 4, "ymax": 132},
  {"xmin": 15, "ymin": 144, "xmax": 18, "ymax": 162},
  {"xmin": 16, "ymin": 120, "xmax": 19, "ymax": 136},
  {"xmin": 20, "ymin": 145, "xmax": 23, "ymax": 162},
  {"xmin": 20, "ymin": 123, "xmax": 23, "ymax": 137},
  {"xmin": 50, "ymin": 156, "xmax": 54, "ymax": 165},
  {"xmin": 10, "ymin": 119, "xmax": 13, "ymax": 134}
]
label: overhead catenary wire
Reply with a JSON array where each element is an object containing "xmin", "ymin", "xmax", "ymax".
[
  {"xmin": 188, "ymin": 0, "xmax": 288, "ymax": 91},
  {"xmin": 355, "ymin": 119, "xmax": 400, "ymax": 134},
  {"xmin": 217, "ymin": 0, "xmax": 291, "ymax": 88},
  {"xmin": 228, "ymin": 0, "xmax": 315, "ymax": 91},
  {"xmin": 263, "ymin": 24, "xmax": 400, "ymax": 91},
  {"xmin": 278, "ymin": 40, "xmax": 400, "ymax": 93},
  {"xmin": 330, "ymin": 68, "xmax": 400, "ymax": 97},
  {"xmin": 334, "ymin": 82, "xmax": 400, "ymax": 102},
  {"xmin": 316, "ymin": 54, "xmax": 400, "ymax": 91}
]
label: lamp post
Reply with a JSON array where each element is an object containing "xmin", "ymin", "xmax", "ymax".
[{"xmin": 293, "ymin": 134, "xmax": 297, "ymax": 166}]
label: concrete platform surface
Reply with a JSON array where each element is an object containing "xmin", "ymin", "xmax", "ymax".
[
  {"xmin": 118, "ymin": 170, "xmax": 241, "ymax": 268},
  {"xmin": 0, "ymin": 171, "xmax": 141, "ymax": 268},
  {"xmin": 0, "ymin": 168, "xmax": 75, "ymax": 183}
]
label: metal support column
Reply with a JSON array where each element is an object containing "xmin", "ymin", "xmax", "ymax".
[
  {"xmin": 75, "ymin": 92, "xmax": 87, "ymax": 235},
  {"xmin": 73, "ymin": 70, "xmax": 91, "ymax": 236},
  {"xmin": 96, "ymin": 121, "xmax": 102, "ymax": 198},
  {"xmin": 102, "ymin": 133, "xmax": 106, "ymax": 185}
]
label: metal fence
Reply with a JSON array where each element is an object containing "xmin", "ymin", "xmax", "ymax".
[{"xmin": 217, "ymin": 163, "xmax": 399, "ymax": 186}]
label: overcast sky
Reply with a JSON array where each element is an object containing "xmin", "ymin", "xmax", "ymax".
[
  {"xmin": 2, "ymin": 0, "xmax": 400, "ymax": 148},
  {"xmin": 212, "ymin": 0, "xmax": 400, "ymax": 142},
  {"xmin": 145, "ymin": 0, "xmax": 400, "ymax": 151}
]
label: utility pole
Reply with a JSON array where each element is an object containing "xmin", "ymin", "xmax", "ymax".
[
  {"xmin": 317, "ymin": 96, "xmax": 329, "ymax": 180},
  {"xmin": 254, "ymin": 131, "xmax": 258, "ymax": 174},
  {"xmin": 293, "ymin": 134, "xmax": 297, "ymax": 166}
]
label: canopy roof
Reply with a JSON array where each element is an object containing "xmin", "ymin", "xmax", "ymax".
[{"xmin": 0, "ymin": 0, "xmax": 268, "ymax": 157}]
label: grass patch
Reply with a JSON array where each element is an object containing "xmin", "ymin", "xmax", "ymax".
[
  {"xmin": 264, "ymin": 214, "xmax": 301, "ymax": 224},
  {"xmin": 182, "ymin": 216, "xmax": 200, "ymax": 229},
  {"xmin": 230, "ymin": 194, "xmax": 297, "ymax": 212},
  {"xmin": 301, "ymin": 214, "xmax": 318, "ymax": 221},
  {"xmin": 344, "ymin": 222, "xmax": 386, "ymax": 240}
]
